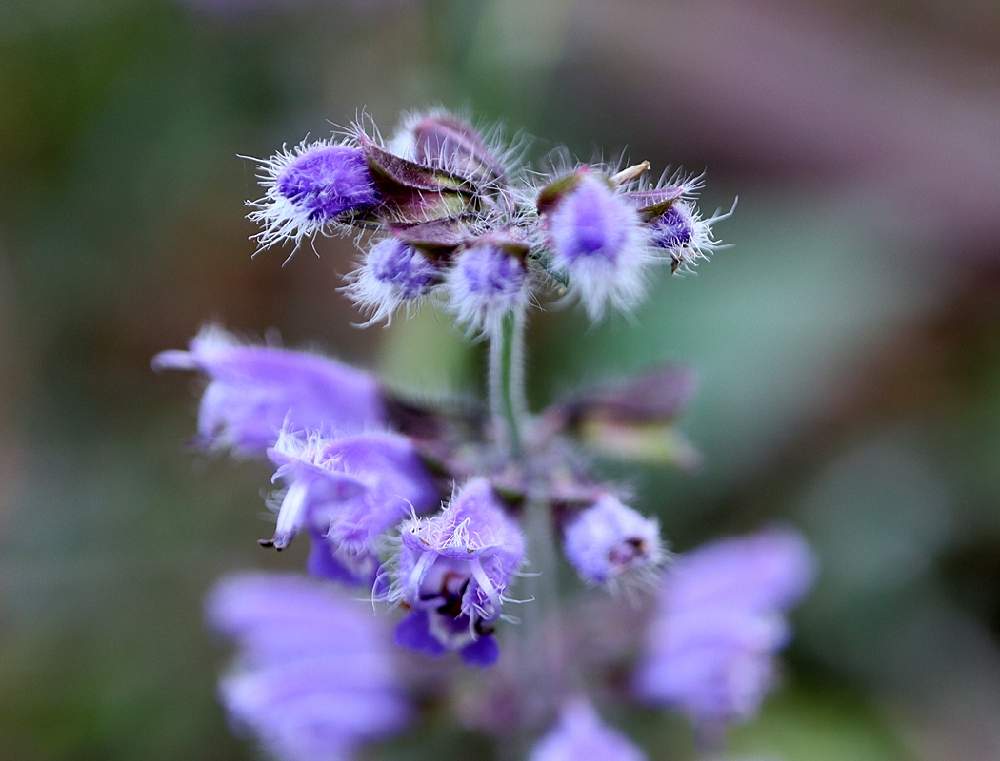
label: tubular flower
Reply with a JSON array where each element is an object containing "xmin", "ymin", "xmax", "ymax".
[
  {"xmin": 633, "ymin": 529, "xmax": 815, "ymax": 728},
  {"xmin": 544, "ymin": 172, "xmax": 651, "ymax": 320},
  {"xmin": 346, "ymin": 238, "xmax": 443, "ymax": 325},
  {"xmin": 385, "ymin": 477, "xmax": 526, "ymax": 667},
  {"xmin": 152, "ymin": 325, "xmax": 385, "ymax": 456},
  {"xmin": 207, "ymin": 574, "xmax": 409, "ymax": 761},
  {"xmin": 563, "ymin": 495, "xmax": 665, "ymax": 590},
  {"xmin": 529, "ymin": 699, "xmax": 647, "ymax": 761},
  {"xmin": 264, "ymin": 428, "xmax": 440, "ymax": 584},
  {"xmin": 246, "ymin": 139, "xmax": 381, "ymax": 251}
]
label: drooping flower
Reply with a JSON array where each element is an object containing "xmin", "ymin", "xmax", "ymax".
[
  {"xmin": 563, "ymin": 496, "xmax": 665, "ymax": 590},
  {"xmin": 207, "ymin": 573, "xmax": 409, "ymax": 761},
  {"xmin": 446, "ymin": 237, "xmax": 529, "ymax": 334},
  {"xmin": 633, "ymin": 529, "xmax": 815, "ymax": 728},
  {"xmin": 384, "ymin": 477, "xmax": 526, "ymax": 666},
  {"xmin": 263, "ymin": 428, "xmax": 440, "ymax": 585},
  {"xmin": 542, "ymin": 171, "xmax": 651, "ymax": 320},
  {"xmin": 246, "ymin": 139, "xmax": 381, "ymax": 252},
  {"xmin": 346, "ymin": 238, "xmax": 443, "ymax": 325},
  {"xmin": 529, "ymin": 699, "xmax": 647, "ymax": 761},
  {"xmin": 152, "ymin": 325, "xmax": 385, "ymax": 456}
]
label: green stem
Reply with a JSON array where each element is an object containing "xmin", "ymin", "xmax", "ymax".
[{"xmin": 490, "ymin": 308, "xmax": 526, "ymax": 459}]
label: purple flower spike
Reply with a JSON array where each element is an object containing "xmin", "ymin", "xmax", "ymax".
[
  {"xmin": 207, "ymin": 573, "xmax": 409, "ymax": 761},
  {"xmin": 152, "ymin": 325, "xmax": 385, "ymax": 457},
  {"xmin": 386, "ymin": 477, "xmax": 526, "ymax": 665},
  {"xmin": 264, "ymin": 428, "xmax": 440, "ymax": 583},
  {"xmin": 529, "ymin": 699, "xmax": 647, "ymax": 761},
  {"xmin": 633, "ymin": 529, "xmax": 815, "ymax": 729},
  {"xmin": 563, "ymin": 496, "xmax": 665, "ymax": 590},
  {"xmin": 346, "ymin": 238, "xmax": 442, "ymax": 325},
  {"xmin": 446, "ymin": 241, "xmax": 528, "ymax": 335},
  {"xmin": 246, "ymin": 139, "xmax": 380, "ymax": 251},
  {"xmin": 545, "ymin": 172, "xmax": 651, "ymax": 320}
]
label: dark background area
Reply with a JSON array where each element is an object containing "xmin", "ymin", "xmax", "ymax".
[{"xmin": 2, "ymin": 1, "xmax": 999, "ymax": 759}]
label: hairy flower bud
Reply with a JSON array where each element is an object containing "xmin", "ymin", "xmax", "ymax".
[
  {"xmin": 400, "ymin": 110, "xmax": 508, "ymax": 183},
  {"xmin": 530, "ymin": 700, "xmax": 647, "ymax": 761},
  {"xmin": 152, "ymin": 325, "xmax": 385, "ymax": 456},
  {"xmin": 634, "ymin": 529, "xmax": 814, "ymax": 728},
  {"xmin": 563, "ymin": 496, "xmax": 665, "ymax": 590},
  {"xmin": 246, "ymin": 139, "xmax": 381, "ymax": 251},
  {"xmin": 542, "ymin": 171, "xmax": 651, "ymax": 319},
  {"xmin": 446, "ymin": 237, "xmax": 529, "ymax": 334},
  {"xmin": 385, "ymin": 477, "xmax": 526, "ymax": 666},
  {"xmin": 648, "ymin": 198, "xmax": 735, "ymax": 274},
  {"xmin": 346, "ymin": 238, "xmax": 443, "ymax": 325},
  {"xmin": 207, "ymin": 574, "xmax": 409, "ymax": 761}
]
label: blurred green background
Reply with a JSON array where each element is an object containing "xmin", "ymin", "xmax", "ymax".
[{"xmin": 3, "ymin": 0, "xmax": 999, "ymax": 759}]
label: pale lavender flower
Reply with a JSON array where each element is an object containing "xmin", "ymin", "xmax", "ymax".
[
  {"xmin": 263, "ymin": 428, "xmax": 440, "ymax": 584},
  {"xmin": 634, "ymin": 529, "xmax": 814, "ymax": 728},
  {"xmin": 544, "ymin": 171, "xmax": 651, "ymax": 319},
  {"xmin": 563, "ymin": 496, "xmax": 665, "ymax": 590},
  {"xmin": 345, "ymin": 238, "xmax": 442, "ymax": 325},
  {"xmin": 529, "ymin": 699, "xmax": 647, "ymax": 761},
  {"xmin": 207, "ymin": 573, "xmax": 409, "ymax": 761},
  {"xmin": 246, "ymin": 139, "xmax": 380, "ymax": 251},
  {"xmin": 446, "ymin": 239, "xmax": 528, "ymax": 334},
  {"xmin": 152, "ymin": 325, "xmax": 385, "ymax": 456},
  {"xmin": 385, "ymin": 477, "xmax": 526, "ymax": 666}
]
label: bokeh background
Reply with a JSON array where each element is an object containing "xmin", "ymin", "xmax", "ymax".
[{"xmin": 3, "ymin": 0, "xmax": 999, "ymax": 759}]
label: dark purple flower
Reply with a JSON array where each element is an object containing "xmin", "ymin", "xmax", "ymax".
[
  {"xmin": 152, "ymin": 325, "xmax": 385, "ymax": 456},
  {"xmin": 633, "ymin": 529, "xmax": 815, "ymax": 727},
  {"xmin": 263, "ymin": 428, "xmax": 440, "ymax": 583},
  {"xmin": 647, "ymin": 198, "xmax": 736, "ymax": 274},
  {"xmin": 529, "ymin": 699, "xmax": 647, "ymax": 761},
  {"xmin": 247, "ymin": 139, "xmax": 380, "ymax": 251},
  {"xmin": 563, "ymin": 496, "xmax": 665, "ymax": 590},
  {"xmin": 206, "ymin": 573, "xmax": 409, "ymax": 761},
  {"xmin": 346, "ymin": 238, "xmax": 442, "ymax": 325},
  {"xmin": 446, "ymin": 241, "xmax": 528, "ymax": 334},
  {"xmin": 544, "ymin": 172, "xmax": 651, "ymax": 319},
  {"xmin": 385, "ymin": 477, "xmax": 526, "ymax": 666}
]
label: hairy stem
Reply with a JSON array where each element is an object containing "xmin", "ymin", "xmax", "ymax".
[{"xmin": 489, "ymin": 308, "xmax": 527, "ymax": 459}]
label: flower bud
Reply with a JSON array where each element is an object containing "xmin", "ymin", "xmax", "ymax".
[
  {"xmin": 405, "ymin": 110, "xmax": 508, "ymax": 183},
  {"xmin": 446, "ymin": 236, "xmax": 529, "ymax": 334},
  {"xmin": 346, "ymin": 238, "xmax": 443, "ymax": 325}
]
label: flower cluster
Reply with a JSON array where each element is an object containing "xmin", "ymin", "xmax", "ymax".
[
  {"xmin": 246, "ymin": 111, "xmax": 730, "ymax": 331},
  {"xmin": 155, "ymin": 108, "xmax": 812, "ymax": 761}
]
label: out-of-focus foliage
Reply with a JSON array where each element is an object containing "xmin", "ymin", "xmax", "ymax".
[{"xmin": 2, "ymin": 0, "xmax": 998, "ymax": 759}]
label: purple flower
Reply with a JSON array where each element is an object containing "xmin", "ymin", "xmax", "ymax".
[
  {"xmin": 545, "ymin": 172, "xmax": 651, "ymax": 320},
  {"xmin": 385, "ymin": 477, "xmax": 526, "ymax": 666},
  {"xmin": 633, "ymin": 529, "xmax": 815, "ymax": 728},
  {"xmin": 446, "ymin": 240, "xmax": 528, "ymax": 334},
  {"xmin": 563, "ymin": 496, "xmax": 665, "ymax": 590},
  {"xmin": 648, "ymin": 199, "xmax": 736, "ymax": 274},
  {"xmin": 246, "ymin": 139, "xmax": 380, "ymax": 251},
  {"xmin": 529, "ymin": 699, "xmax": 647, "ymax": 761},
  {"xmin": 152, "ymin": 326, "xmax": 385, "ymax": 456},
  {"xmin": 264, "ymin": 428, "xmax": 440, "ymax": 583},
  {"xmin": 206, "ymin": 573, "xmax": 409, "ymax": 761},
  {"xmin": 345, "ymin": 238, "xmax": 442, "ymax": 325}
]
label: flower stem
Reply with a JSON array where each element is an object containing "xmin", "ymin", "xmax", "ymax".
[{"xmin": 489, "ymin": 308, "xmax": 527, "ymax": 459}]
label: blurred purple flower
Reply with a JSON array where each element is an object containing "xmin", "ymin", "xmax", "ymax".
[
  {"xmin": 529, "ymin": 699, "xmax": 647, "ymax": 761},
  {"xmin": 206, "ymin": 573, "xmax": 409, "ymax": 761},
  {"xmin": 385, "ymin": 477, "xmax": 526, "ymax": 666},
  {"xmin": 633, "ymin": 529, "xmax": 814, "ymax": 727},
  {"xmin": 563, "ymin": 495, "xmax": 665, "ymax": 590},
  {"xmin": 263, "ymin": 428, "xmax": 440, "ymax": 583},
  {"xmin": 152, "ymin": 325, "xmax": 385, "ymax": 456},
  {"xmin": 544, "ymin": 171, "xmax": 651, "ymax": 320}
]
